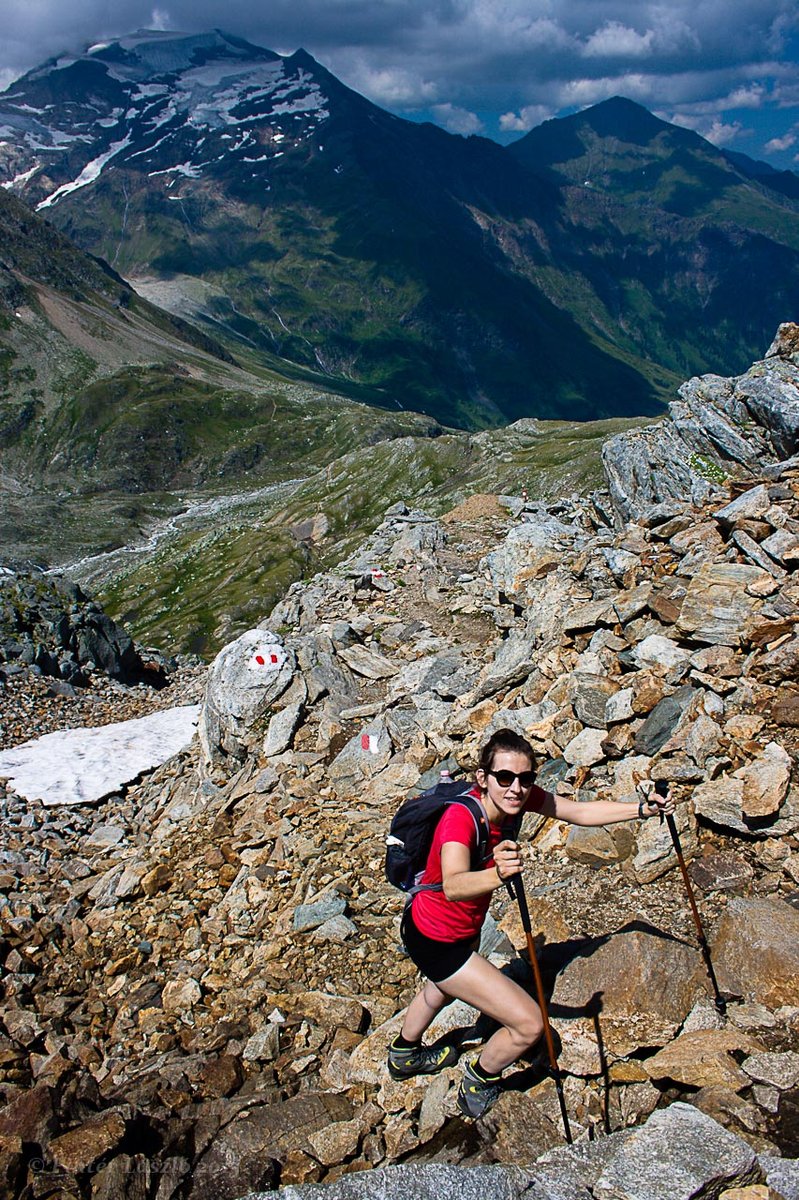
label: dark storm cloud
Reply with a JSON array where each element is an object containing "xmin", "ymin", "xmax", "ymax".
[{"xmin": 2, "ymin": 0, "xmax": 798, "ymax": 164}]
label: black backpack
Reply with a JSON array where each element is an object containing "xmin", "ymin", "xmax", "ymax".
[{"xmin": 385, "ymin": 779, "xmax": 522, "ymax": 896}]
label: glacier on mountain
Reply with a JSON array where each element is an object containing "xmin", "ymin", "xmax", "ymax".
[{"xmin": 0, "ymin": 30, "xmax": 332, "ymax": 202}]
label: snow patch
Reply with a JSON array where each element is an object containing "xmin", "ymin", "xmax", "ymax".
[
  {"xmin": 1, "ymin": 164, "xmax": 41, "ymax": 190},
  {"xmin": 36, "ymin": 133, "xmax": 133, "ymax": 208},
  {"xmin": 0, "ymin": 705, "xmax": 200, "ymax": 807},
  {"xmin": 148, "ymin": 161, "xmax": 203, "ymax": 177}
]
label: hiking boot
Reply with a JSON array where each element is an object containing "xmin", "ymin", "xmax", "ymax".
[
  {"xmin": 387, "ymin": 1038, "xmax": 459, "ymax": 1080},
  {"xmin": 456, "ymin": 1058, "xmax": 502, "ymax": 1118}
]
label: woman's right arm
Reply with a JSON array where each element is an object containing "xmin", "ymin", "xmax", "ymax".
[{"xmin": 440, "ymin": 839, "xmax": 521, "ymax": 901}]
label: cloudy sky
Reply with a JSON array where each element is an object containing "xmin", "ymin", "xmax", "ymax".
[{"xmin": 2, "ymin": 0, "xmax": 799, "ymax": 169}]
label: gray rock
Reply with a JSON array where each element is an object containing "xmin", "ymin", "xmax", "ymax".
[
  {"xmin": 742, "ymin": 1050, "xmax": 799, "ymax": 1090},
  {"xmin": 606, "ymin": 688, "xmax": 634, "ymax": 724},
  {"xmin": 337, "ymin": 644, "xmax": 397, "ymax": 680},
  {"xmin": 634, "ymin": 686, "xmax": 696, "ymax": 755},
  {"xmin": 632, "ymin": 635, "xmax": 691, "ymax": 671},
  {"xmin": 272, "ymin": 1164, "xmax": 536, "ymax": 1200},
  {"xmin": 296, "ymin": 633, "xmax": 359, "ymax": 712},
  {"xmin": 387, "ymin": 519, "xmax": 445, "ymax": 566},
  {"xmin": 532, "ymin": 1130, "xmax": 635, "ymax": 1200},
  {"xmin": 484, "ymin": 517, "xmax": 579, "ymax": 600},
  {"xmin": 200, "ymin": 629, "xmax": 294, "ymax": 765},
  {"xmin": 328, "ymin": 720, "xmax": 394, "ymax": 787},
  {"xmin": 569, "ymin": 673, "xmax": 618, "ymax": 729},
  {"xmin": 761, "ymin": 524, "xmax": 799, "ymax": 562},
  {"xmin": 712, "ymin": 485, "xmax": 772, "ymax": 529},
  {"xmin": 469, "ymin": 634, "xmax": 536, "ymax": 703},
  {"xmin": 630, "ymin": 802, "xmax": 697, "ymax": 884},
  {"xmin": 692, "ymin": 775, "xmax": 799, "ymax": 837},
  {"xmin": 601, "ymin": 547, "xmax": 640, "ymax": 582},
  {"xmin": 760, "ymin": 1154, "xmax": 799, "ymax": 1200},
  {"xmin": 593, "ymin": 1102, "xmax": 759, "ymax": 1200},
  {"xmin": 263, "ymin": 699, "xmax": 304, "ymax": 757},
  {"xmin": 675, "ymin": 562, "xmax": 767, "ymax": 646},
  {"xmin": 293, "ymin": 894, "xmax": 347, "ymax": 932},
  {"xmin": 738, "ymin": 363, "xmax": 799, "ymax": 459},
  {"xmin": 732, "ymin": 528, "xmax": 786, "ymax": 577},
  {"xmin": 311, "ymin": 915, "xmax": 357, "ymax": 943},
  {"xmin": 562, "ymin": 727, "xmax": 606, "ymax": 768}
]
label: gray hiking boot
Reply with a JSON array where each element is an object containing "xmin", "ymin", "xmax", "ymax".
[
  {"xmin": 457, "ymin": 1058, "xmax": 502, "ymax": 1118},
  {"xmin": 387, "ymin": 1038, "xmax": 459, "ymax": 1080}
]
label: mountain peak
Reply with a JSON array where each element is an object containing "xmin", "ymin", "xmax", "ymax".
[{"xmin": 0, "ymin": 29, "xmax": 329, "ymax": 211}]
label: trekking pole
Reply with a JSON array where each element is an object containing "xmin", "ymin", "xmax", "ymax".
[
  {"xmin": 654, "ymin": 782, "xmax": 727, "ymax": 1015},
  {"xmin": 505, "ymin": 869, "xmax": 573, "ymax": 1143}
]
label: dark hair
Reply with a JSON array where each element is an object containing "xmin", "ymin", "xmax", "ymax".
[{"xmin": 477, "ymin": 728, "xmax": 536, "ymax": 775}]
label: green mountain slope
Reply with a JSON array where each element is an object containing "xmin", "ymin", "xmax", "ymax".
[
  {"xmin": 0, "ymin": 186, "xmax": 443, "ymax": 566},
  {"xmin": 82, "ymin": 413, "xmax": 647, "ymax": 654}
]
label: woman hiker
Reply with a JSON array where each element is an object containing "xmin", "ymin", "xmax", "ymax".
[{"xmin": 387, "ymin": 728, "xmax": 675, "ymax": 1118}]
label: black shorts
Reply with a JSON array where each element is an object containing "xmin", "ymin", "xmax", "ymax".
[{"xmin": 401, "ymin": 904, "xmax": 478, "ymax": 984}]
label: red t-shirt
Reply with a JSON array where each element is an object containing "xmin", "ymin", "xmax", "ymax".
[{"xmin": 411, "ymin": 785, "xmax": 548, "ymax": 942}]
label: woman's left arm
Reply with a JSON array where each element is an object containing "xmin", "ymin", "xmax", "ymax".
[{"xmin": 534, "ymin": 785, "xmax": 674, "ymax": 826}]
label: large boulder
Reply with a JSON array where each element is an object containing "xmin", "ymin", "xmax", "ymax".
[
  {"xmin": 276, "ymin": 1163, "xmax": 535, "ymax": 1200},
  {"xmin": 675, "ymin": 564, "xmax": 768, "ymax": 647},
  {"xmin": 592, "ymin": 1102, "xmax": 760, "ymax": 1200},
  {"xmin": 711, "ymin": 897, "xmax": 799, "ymax": 1008},
  {"xmin": 200, "ymin": 629, "xmax": 295, "ymax": 767},
  {"xmin": 483, "ymin": 517, "xmax": 580, "ymax": 601},
  {"xmin": 549, "ymin": 925, "xmax": 702, "ymax": 1069},
  {"xmin": 643, "ymin": 1028, "xmax": 764, "ymax": 1090}
]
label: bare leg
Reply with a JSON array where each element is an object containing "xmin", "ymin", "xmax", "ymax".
[
  {"xmin": 401, "ymin": 978, "xmax": 452, "ymax": 1041},
  {"xmin": 439, "ymin": 952, "xmax": 543, "ymax": 1074}
]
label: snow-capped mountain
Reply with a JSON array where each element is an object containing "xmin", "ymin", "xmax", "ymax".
[
  {"xmin": 0, "ymin": 30, "xmax": 331, "ymax": 209},
  {"xmin": 2, "ymin": 30, "xmax": 799, "ymax": 430}
]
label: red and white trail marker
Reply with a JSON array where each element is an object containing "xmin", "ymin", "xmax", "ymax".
[{"xmin": 248, "ymin": 646, "xmax": 286, "ymax": 673}]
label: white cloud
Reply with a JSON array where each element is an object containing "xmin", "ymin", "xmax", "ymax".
[
  {"xmin": 703, "ymin": 118, "xmax": 745, "ymax": 146},
  {"xmin": 343, "ymin": 62, "xmax": 438, "ymax": 107},
  {"xmin": 499, "ymin": 104, "xmax": 554, "ymax": 132},
  {"xmin": 583, "ymin": 22, "xmax": 654, "ymax": 60},
  {"xmin": 725, "ymin": 83, "xmax": 767, "ymax": 108},
  {"xmin": 765, "ymin": 130, "xmax": 796, "ymax": 152},
  {"xmin": 150, "ymin": 8, "xmax": 173, "ymax": 31},
  {"xmin": 670, "ymin": 112, "xmax": 746, "ymax": 146},
  {"xmin": 431, "ymin": 103, "xmax": 483, "ymax": 135},
  {"xmin": 560, "ymin": 73, "xmax": 653, "ymax": 107}
]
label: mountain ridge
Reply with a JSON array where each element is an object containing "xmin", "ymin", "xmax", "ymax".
[{"xmin": 3, "ymin": 31, "xmax": 798, "ymax": 428}]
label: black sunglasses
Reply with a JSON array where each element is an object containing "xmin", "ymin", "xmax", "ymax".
[{"xmin": 488, "ymin": 769, "xmax": 535, "ymax": 788}]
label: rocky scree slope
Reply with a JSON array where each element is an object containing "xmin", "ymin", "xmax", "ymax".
[{"xmin": 2, "ymin": 331, "xmax": 799, "ymax": 1197}]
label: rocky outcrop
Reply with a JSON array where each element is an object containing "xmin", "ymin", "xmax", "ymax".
[
  {"xmin": 602, "ymin": 322, "xmax": 799, "ymax": 524},
  {"xmin": 0, "ymin": 567, "xmax": 172, "ymax": 689}
]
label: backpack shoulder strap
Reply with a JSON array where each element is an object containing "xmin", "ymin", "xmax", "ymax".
[{"xmin": 448, "ymin": 792, "xmax": 491, "ymax": 866}]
